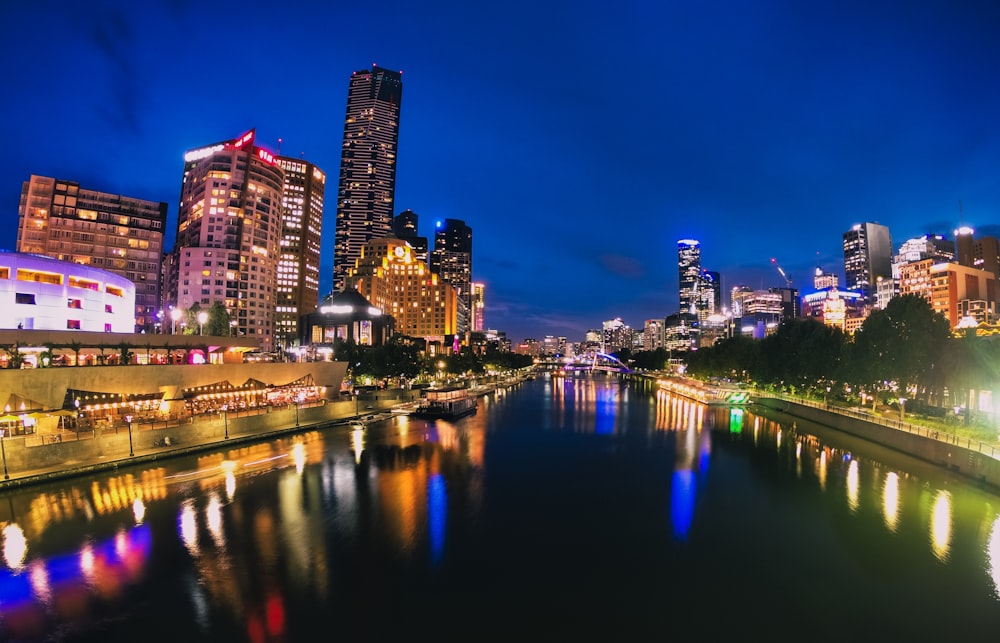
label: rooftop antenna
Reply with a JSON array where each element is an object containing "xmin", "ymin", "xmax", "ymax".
[{"xmin": 277, "ymin": 137, "xmax": 283, "ymax": 155}]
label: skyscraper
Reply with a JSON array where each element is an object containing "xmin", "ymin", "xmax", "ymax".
[
  {"xmin": 332, "ymin": 65, "xmax": 403, "ymax": 294},
  {"xmin": 471, "ymin": 282, "xmax": 485, "ymax": 332},
  {"xmin": 431, "ymin": 218, "xmax": 473, "ymax": 335},
  {"xmin": 843, "ymin": 222, "xmax": 892, "ymax": 305},
  {"xmin": 392, "ymin": 209, "xmax": 428, "ymax": 264},
  {"xmin": 16, "ymin": 174, "xmax": 167, "ymax": 333},
  {"xmin": 166, "ymin": 129, "xmax": 283, "ymax": 350},
  {"xmin": 275, "ymin": 156, "xmax": 326, "ymax": 350},
  {"xmin": 677, "ymin": 239, "xmax": 701, "ymax": 314}
]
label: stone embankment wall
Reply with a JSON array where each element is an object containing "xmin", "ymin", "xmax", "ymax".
[{"xmin": 755, "ymin": 397, "xmax": 1000, "ymax": 489}]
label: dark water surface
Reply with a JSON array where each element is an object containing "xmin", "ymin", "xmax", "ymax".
[{"xmin": 1, "ymin": 374, "xmax": 999, "ymax": 641}]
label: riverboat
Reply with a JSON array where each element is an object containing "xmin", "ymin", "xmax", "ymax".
[
  {"xmin": 658, "ymin": 377, "xmax": 751, "ymax": 406},
  {"xmin": 412, "ymin": 387, "xmax": 479, "ymax": 420}
]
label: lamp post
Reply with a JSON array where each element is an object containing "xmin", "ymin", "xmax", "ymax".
[
  {"xmin": 126, "ymin": 414, "xmax": 134, "ymax": 456},
  {"xmin": 222, "ymin": 404, "xmax": 229, "ymax": 440},
  {"xmin": 0, "ymin": 429, "xmax": 8, "ymax": 480},
  {"xmin": 899, "ymin": 398, "xmax": 906, "ymax": 422},
  {"xmin": 198, "ymin": 311, "xmax": 208, "ymax": 336},
  {"xmin": 170, "ymin": 308, "xmax": 181, "ymax": 335},
  {"xmin": 295, "ymin": 392, "xmax": 305, "ymax": 427}
]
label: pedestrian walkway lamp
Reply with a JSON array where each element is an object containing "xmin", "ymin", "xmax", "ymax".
[
  {"xmin": 295, "ymin": 393, "xmax": 304, "ymax": 427},
  {"xmin": 0, "ymin": 429, "xmax": 8, "ymax": 480},
  {"xmin": 170, "ymin": 308, "xmax": 182, "ymax": 335},
  {"xmin": 198, "ymin": 311, "xmax": 208, "ymax": 336},
  {"xmin": 126, "ymin": 415, "xmax": 134, "ymax": 456},
  {"xmin": 899, "ymin": 398, "xmax": 906, "ymax": 422},
  {"xmin": 222, "ymin": 404, "xmax": 229, "ymax": 439}
]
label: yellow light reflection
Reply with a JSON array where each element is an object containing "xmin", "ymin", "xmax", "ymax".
[
  {"xmin": 222, "ymin": 460, "xmax": 237, "ymax": 499},
  {"xmin": 882, "ymin": 472, "xmax": 899, "ymax": 532},
  {"xmin": 987, "ymin": 515, "xmax": 1000, "ymax": 599},
  {"xmin": 292, "ymin": 442, "xmax": 306, "ymax": 474},
  {"xmin": 930, "ymin": 490, "xmax": 952, "ymax": 562},
  {"xmin": 818, "ymin": 450, "xmax": 827, "ymax": 491},
  {"xmin": 351, "ymin": 427, "xmax": 365, "ymax": 464},
  {"xmin": 846, "ymin": 459, "xmax": 859, "ymax": 512},
  {"xmin": 2, "ymin": 523, "xmax": 27, "ymax": 570},
  {"xmin": 80, "ymin": 542, "xmax": 95, "ymax": 580},
  {"xmin": 206, "ymin": 492, "xmax": 226, "ymax": 549},
  {"xmin": 179, "ymin": 500, "xmax": 199, "ymax": 555},
  {"xmin": 776, "ymin": 429, "xmax": 782, "ymax": 449}
]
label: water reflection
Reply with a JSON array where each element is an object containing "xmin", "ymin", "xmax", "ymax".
[
  {"xmin": 930, "ymin": 490, "xmax": 952, "ymax": 562},
  {"xmin": 988, "ymin": 515, "xmax": 1000, "ymax": 599},
  {"xmin": 882, "ymin": 472, "xmax": 900, "ymax": 532}
]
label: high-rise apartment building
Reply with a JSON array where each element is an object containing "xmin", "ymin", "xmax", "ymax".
[
  {"xmin": 351, "ymin": 236, "xmax": 459, "ymax": 340},
  {"xmin": 16, "ymin": 174, "xmax": 167, "ymax": 332},
  {"xmin": 275, "ymin": 156, "xmax": 326, "ymax": 350},
  {"xmin": 430, "ymin": 218, "xmax": 473, "ymax": 335},
  {"xmin": 165, "ymin": 129, "xmax": 283, "ymax": 350},
  {"xmin": 677, "ymin": 239, "xmax": 701, "ymax": 314},
  {"xmin": 332, "ymin": 65, "xmax": 403, "ymax": 294},
  {"xmin": 843, "ymin": 222, "xmax": 892, "ymax": 305}
]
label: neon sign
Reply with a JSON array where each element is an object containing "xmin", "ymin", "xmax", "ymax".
[
  {"xmin": 257, "ymin": 148, "xmax": 275, "ymax": 165},
  {"xmin": 233, "ymin": 129, "xmax": 255, "ymax": 149},
  {"xmin": 184, "ymin": 144, "xmax": 224, "ymax": 163}
]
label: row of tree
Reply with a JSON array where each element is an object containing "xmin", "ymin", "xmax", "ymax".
[{"xmin": 640, "ymin": 295, "xmax": 993, "ymax": 416}]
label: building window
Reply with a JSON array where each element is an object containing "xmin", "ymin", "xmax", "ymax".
[
  {"xmin": 67, "ymin": 320, "xmax": 81, "ymax": 330},
  {"xmin": 68, "ymin": 299, "xmax": 83, "ymax": 309},
  {"xmin": 105, "ymin": 304, "xmax": 113, "ymax": 313},
  {"xmin": 15, "ymin": 293, "xmax": 36, "ymax": 305}
]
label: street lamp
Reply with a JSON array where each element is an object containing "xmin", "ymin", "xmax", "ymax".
[
  {"xmin": 126, "ymin": 414, "xmax": 134, "ymax": 457},
  {"xmin": 0, "ymin": 429, "xmax": 8, "ymax": 480},
  {"xmin": 295, "ymin": 392, "xmax": 305, "ymax": 427},
  {"xmin": 170, "ymin": 308, "xmax": 182, "ymax": 334},
  {"xmin": 899, "ymin": 398, "xmax": 906, "ymax": 422},
  {"xmin": 222, "ymin": 404, "xmax": 229, "ymax": 440},
  {"xmin": 197, "ymin": 311, "xmax": 208, "ymax": 336}
]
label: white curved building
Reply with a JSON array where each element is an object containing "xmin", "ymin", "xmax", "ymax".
[{"xmin": 0, "ymin": 253, "xmax": 135, "ymax": 332}]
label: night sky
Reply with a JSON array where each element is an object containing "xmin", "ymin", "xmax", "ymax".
[{"xmin": 4, "ymin": 1, "xmax": 1000, "ymax": 343}]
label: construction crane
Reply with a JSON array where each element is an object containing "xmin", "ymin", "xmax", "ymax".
[{"xmin": 770, "ymin": 258, "xmax": 792, "ymax": 287}]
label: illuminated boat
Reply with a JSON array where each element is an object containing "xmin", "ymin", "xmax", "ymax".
[
  {"xmin": 412, "ymin": 387, "xmax": 479, "ymax": 420},
  {"xmin": 658, "ymin": 377, "xmax": 752, "ymax": 406}
]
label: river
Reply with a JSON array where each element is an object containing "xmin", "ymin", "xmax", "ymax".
[{"xmin": 0, "ymin": 373, "xmax": 999, "ymax": 641}]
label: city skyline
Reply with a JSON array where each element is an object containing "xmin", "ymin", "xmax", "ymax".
[{"xmin": 4, "ymin": 1, "xmax": 1000, "ymax": 342}]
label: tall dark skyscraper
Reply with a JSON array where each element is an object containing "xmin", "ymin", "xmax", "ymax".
[
  {"xmin": 392, "ymin": 208, "xmax": 428, "ymax": 264},
  {"xmin": 332, "ymin": 65, "xmax": 403, "ymax": 293},
  {"xmin": 677, "ymin": 239, "xmax": 701, "ymax": 314},
  {"xmin": 843, "ymin": 222, "xmax": 892, "ymax": 305},
  {"xmin": 431, "ymin": 218, "xmax": 473, "ymax": 334}
]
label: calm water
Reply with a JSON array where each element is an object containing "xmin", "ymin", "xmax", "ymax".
[{"xmin": 1, "ymin": 374, "xmax": 1000, "ymax": 642}]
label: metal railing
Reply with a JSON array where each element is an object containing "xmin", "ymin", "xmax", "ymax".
[{"xmin": 756, "ymin": 390, "xmax": 1000, "ymax": 460}]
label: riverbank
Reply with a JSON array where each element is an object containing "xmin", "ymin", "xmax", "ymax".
[{"xmin": 0, "ymin": 375, "xmax": 531, "ymax": 491}]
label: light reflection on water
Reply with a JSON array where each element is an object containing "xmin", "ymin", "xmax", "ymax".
[{"xmin": 0, "ymin": 377, "xmax": 999, "ymax": 640}]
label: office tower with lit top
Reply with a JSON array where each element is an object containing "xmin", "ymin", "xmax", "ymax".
[
  {"xmin": 677, "ymin": 239, "xmax": 701, "ymax": 314},
  {"xmin": 16, "ymin": 175, "xmax": 167, "ymax": 332},
  {"xmin": 275, "ymin": 156, "xmax": 325, "ymax": 350},
  {"xmin": 430, "ymin": 218, "xmax": 473, "ymax": 335},
  {"xmin": 166, "ymin": 129, "xmax": 283, "ymax": 350},
  {"xmin": 332, "ymin": 65, "xmax": 403, "ymax": 294},
  {"xmin": 471, "ymin": 282, "xmax": 485, "ymax": 332},
  {"xmin": 843, "ymin": 222, "xmax": 892, "ymax": 305}
]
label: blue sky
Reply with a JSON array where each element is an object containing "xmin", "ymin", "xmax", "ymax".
[{"xmin": 4, "ymin": 1, "xmax": 1000, "ymax": 343}]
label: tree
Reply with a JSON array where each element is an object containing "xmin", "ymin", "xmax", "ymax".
[
  {"xmin": 847, "ymin": 294, "xmax": 951, "ymax": 405},
  {"xmin": 206, "ymin": 302, "xmax": 232, "ymax": 336}
]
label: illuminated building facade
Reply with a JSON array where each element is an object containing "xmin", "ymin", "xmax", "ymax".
[
  {"xmin": 275, "ymin": 156, "xmax": 325, "ymax": 350},
  {"xmin": 677, "ymin": 239, "xmax": 701, "ymax": 314},
  {"xmin": 471, "ymin": 282, "xmax": 485, "ymax": 332},
  {"xmin": 333, "ymin": 65, "xmax": 403, "ymax": 294},
  {"xmin": 430, "ymin": 218, "xmax": 473, "ymax": 336},
  {"xmin": 16, "ymin": 175, "xmax": 166, "ymax": 332},
  {"xmin": 813, "ymin": 267, "xmax": 839, "ymax": 290},
  {"xmin": 802, "ymin": 288, "xmax": 865, "ymax": 332},
  {"xmin": 929, "ymin": 262, "xmax": 997, "ymax": 327},
  {"xmin": 166, "ymin": 129, "xmax": 283, "ymax": 350},
  {"xmin": 843, "ymin": 222, "xmax": 892, "ymax": 305},
  {"xmin": 0, "ymin": 252, "xmax": 135, "ymax": 333},
  {"xmin": 643, "ymin": 319, "xmax": 664, "ymax": 351},
  {"xmin": 301, "ymin": 287, "xmax": 393, "ymax": 349},
  {"xmin": 350, "ymin": 236, "xmax": 459, "ymax": 341},
  {"xmin": 732, "ymin": 289, "xmax": 783, "ymax": 338}
]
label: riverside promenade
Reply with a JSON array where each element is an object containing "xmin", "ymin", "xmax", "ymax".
[{"xmin": 0, "ymin": 390, "xmax": 417, "ymax": 491}]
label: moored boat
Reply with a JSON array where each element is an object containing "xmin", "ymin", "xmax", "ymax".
[
  {"xmin": 412, "ymin": 387, "xmax": 479, "ymax": 420},
  {"xmin": 658, "ymin": 377, "xmax": 751, "ymax": 406}
]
